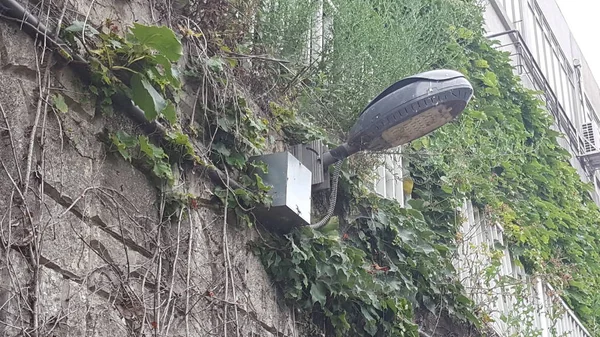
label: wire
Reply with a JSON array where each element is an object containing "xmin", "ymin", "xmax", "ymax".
[{"xmin": 310, "ymin": 160, "xmax": 343, "ymax": 229}]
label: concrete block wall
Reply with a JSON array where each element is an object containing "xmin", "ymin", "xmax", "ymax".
[{"xmin": 0, "ymin": 1, "xmax": 297, "ymax": 336}]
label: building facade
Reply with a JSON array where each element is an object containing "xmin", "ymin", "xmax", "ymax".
[{"xmin": 484, "ymin": 0, "xmax": 600, "ymax": 203}]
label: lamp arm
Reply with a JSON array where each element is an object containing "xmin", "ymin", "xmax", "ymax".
[{"xmin": 321, "ymin": 143, "xmax": 359, "ymax": 168}]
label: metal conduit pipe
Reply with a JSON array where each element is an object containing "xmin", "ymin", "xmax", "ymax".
[
  {"xmin": 0, "ymin": 0, "xmax": 47, "ymax": 36},
  {"xmin": 0, "ymin": 0, "xmax": 243, "ymax": 190}
]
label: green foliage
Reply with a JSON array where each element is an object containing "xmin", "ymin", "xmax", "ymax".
[
  {"xmin": 254, "ymin": 0, "xmax": 483, "ymax": 134},
  {"xmin": 255, "ymin": 177, "xmax": 478, "ymax": 336},
  {"xmin": 248, "ymin": 0, "xmax": 485, "ymax": 334},
  {"xmin": 62, "ymin": 21, "xmax": 182, "ymax": 122},
  {"xmin": 51, "ymin": 93, "xmax": 69, "ymax": 113},
  {"xmin": 130, "ymin": 73, "xmax": 168, "ymax": 121},
  {"xmin": 208, "ymin": 97, "xmax": 274, "ymax": 225},
  {"xmin": 165, "ymin": 129, "xmax": 202, "ymax": 163},
  {"xmin": 110, "ymin": 131, "xmax": 174, "ymax": 184},
  {"xmin": 269, "ymin": 102, "xmax": 329, "ymax": 145},
  {"xmin": 129, "ymin": 23, "xmax": 183, "ymax": 62},
  {"xmin": 250, "ymin": 0, "xmax": 600, "ymax": 335},
  {"xmin": 59, "ymin": 1, "xmax": 600, "ymax": 334},
  {"xmin": 65, "ymin": 21, "xmax": 205, "ymax": 203},
  {"xmin": 406, "ymin": 27, "xmax": 600, "ymax": 330}
]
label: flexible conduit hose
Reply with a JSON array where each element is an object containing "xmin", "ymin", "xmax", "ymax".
[
  {"xmin": 0, "ymin": 0, "xmax": 244, "ymax": 190},
  {"xmin": 310, "ymin": 160, "xmax": 343, "ymax": 229}
]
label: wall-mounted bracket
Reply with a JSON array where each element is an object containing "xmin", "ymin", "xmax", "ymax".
[{"xmin": 289, "ymin": 140, "xmax": 331, "ymax": 191}]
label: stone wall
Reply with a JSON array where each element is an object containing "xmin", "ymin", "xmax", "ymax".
[{"xmin": 0, "ymin": 1, "xmax": 298, "ymax": 336}]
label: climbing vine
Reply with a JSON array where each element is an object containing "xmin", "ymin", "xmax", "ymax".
[
  {"xmin": 62, "ymin": 20, "xmax": 182, "ymax": 122},
  {"xmin": 407, "ymin": 26, "xmax": 600, "ymax": 331},
  {"xmin": 248, "ymin": 0, "xmax": 600, "ymax": 336},
  {"xmin": 62, "ymin": 20, "xmax": 206, "ymax": 178},
  {"xmin": 208, "ymin": 97, "xmax": 275, "ymax": 225},
  {"xmin": 254, "ymin": 174, "xmax": 479, "ymax": 336},
  {"xmin": 49, "ymin": 0, "xmax": 600, "ymax": 336}
]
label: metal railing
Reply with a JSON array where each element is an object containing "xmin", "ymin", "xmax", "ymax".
[
  {"xmin": 374, "ymin": 173, "xmax": 591, "ymax": 336},
  {"xmin": 455, "ymin": 200, "xmax": 591, "ymax": 337}
]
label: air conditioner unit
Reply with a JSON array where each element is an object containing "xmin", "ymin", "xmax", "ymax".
[{"xmin": 582, "ymin": 122, "xmax": 600, "ymax": 153}]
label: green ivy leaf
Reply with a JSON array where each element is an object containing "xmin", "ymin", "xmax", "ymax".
[
  {"xmin": 310, "ymin": 281, "xmax": 327, "ymax": 306},
  {"xmin": 255, "ymin": 174, "xmax": 271, "ymax": 192},
  {"xmin": 110, "ymin": 131, "xmax": 138, "ymax": 161},
  {"xmin": 474, "ymin": 59, "xmax": 489, "ymax": 68},
  {"xmin": 130, "ymin": 23, "xmax": 183, "ymax": 62},
  {"xmin": 469, "ymin": 110, "xmax": 487, "ymax": 120},
  {"xmin": 153, "ymin": 161, "xmax": 174, "ymax": 182},
  {"xmin": 65, "ymin": 20, "xmax": 99, "ymax": 36},
  {"xmin": 482, "ymin": 70, "xmax": 499, "ymax": 88},
  {"xmin": 212, "ymin": 143, "xmax": 231, "ymax": 157},
  {"xmin": 139, "ymin": 135, "xmax": 167, "ymax": 159},
  {"xmin": 163, "ymin": 101, "xmax": 177, "ymax": 125},
  {"xmin": 207, "ymin": 57, "xmax": 226, "ymax": 72},
  {"xmin": 330, "ymin": 312, "xmax": 351, "ymax": 332},
  {"xmin": 154, "ymin": 54, "xmax": 181, "ymax": 89},
  {"xmin": 364, "ymin": 320, "xmax": 378, "ymax": 336},
  {"xmin": 167, "ymin": 130, "xmax": 190, "ymax": 146},
  {"xmin": 407, "ymin": 199, "xmax": 426, "ymax": 210},
  {"xmin": 225, "ymin": 152, "xmax": 247, "ymax": 170},
  {"xmin": 131, "ymin": 73, "xmax": 166, "ymax": 121},
  {"xmin": 52, "ymin": 93, "xmax": 69, "ymax": 113}
]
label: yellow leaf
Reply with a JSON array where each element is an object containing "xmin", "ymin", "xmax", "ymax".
[{"xmin": 403, "ymin": 178, "xmax": 414, "ymax": 195}]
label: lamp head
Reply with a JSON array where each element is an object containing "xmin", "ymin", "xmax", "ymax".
[
  {"xmin": 347, "ymin": 69, "xmax": 473, "ymax": 152},
  {"xmin": 320, "ymin": 69, "xmax": 474, "ymax": 167}
]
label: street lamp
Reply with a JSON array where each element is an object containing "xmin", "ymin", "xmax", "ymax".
[
  {"xmin": 253, "ymin": 69, "xmax": 473, "ymax": 232},
  {"xmin": 321, "ymin": 69, "xmax": 474, "ymax": 167}
]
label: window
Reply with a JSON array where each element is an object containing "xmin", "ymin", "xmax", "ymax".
[
  {"xmin": 534, "ymin": 19, "xmax": 546, "ymax": 73},
  {"xmin": 523, "ymin": 7, "xmax": 537, "ymax": 57},
  {"xmin": 566, "ymin": 82, "xmax": 574, "ymax": 124},
  {"xmin": 514, "ymin": 0, "xmax": 523, "ymax": 23},
  {"xmin": 545, "ymin": 39, "xmax": 556, "ymax": 91},
  {"xmin": 583, "ymin": 98, "xmax": 592, "ymax": 125},
  {"xmin": 505, "ymin": 0, "xmax": 515, "ymax": 24},
  {"xmin": 374, "ymin": 153, "xmax": 405, "ymax": 205},
  {"xmin": 557, "ymin": 68, "xmax": 567, "ymax": 118},
  {"xmin": 552, "ymin": 53, "xmax": 561, "ymax": 97},
  {"xmin": 586, "ymin": 98, "xmax": 597, "ymax": 124}
]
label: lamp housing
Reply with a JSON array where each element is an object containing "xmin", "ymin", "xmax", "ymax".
[{"xmin": 322, "ymin": 69, "xmax": 474, "ymax": 167}]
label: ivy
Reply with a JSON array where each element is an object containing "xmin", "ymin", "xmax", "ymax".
[
  {"xmin": 407, "ymin": 28, "xmax": 600, "ymax": 330},
  {"xmin": 249, "ymin": 0, "xmax": 600, "ymax": 335},
  {"xmin": 53, "ymin": 1, "xmax": 600, "ymax": 335},
  {"xmin": 269, "ymin": 102, "xmax": 330, "ymax": 145},
  {"xmin": 110, "ymin": 131, "xmax": 174, "ymax": 185},
  {"xmin": 207, "ymin": 97, "xmax": 275, "ymax": 226},
  {"xmin": 254, "ymin": 174, "xmax": 478, "ymax": 336},
  {"xmin": 51, "ymin": 93, "xmax": 69, "ymax": 114},
  {"xmin": 62, "ymin": 20, "xmax": 217, "ymax": 219},
  {"xmin": 62, "ymin": 21, "xmax": 182, "ymax": 121}
]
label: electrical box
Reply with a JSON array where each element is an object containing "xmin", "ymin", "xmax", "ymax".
[
  {"xmin": 250, "ymin": 152, "xmax": 312, "ymax": 232},
  {"xmin": 289, "ymin": 140, "xmax": 330, "ymax": 191}
]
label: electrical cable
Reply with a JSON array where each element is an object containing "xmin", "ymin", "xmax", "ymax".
[{"xmin": 310, "ymin": 160, "xmax": 343, "ymax": 228}]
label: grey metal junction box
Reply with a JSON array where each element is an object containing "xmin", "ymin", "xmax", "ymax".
[{"xmin": 250, "ymin": 152, "xmax": 312, "ymax": 232}]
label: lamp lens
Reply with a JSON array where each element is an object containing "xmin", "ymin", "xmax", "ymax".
[{"xmin": 381, "ymin": 104, "xmax": 454, "ymax": 147}]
